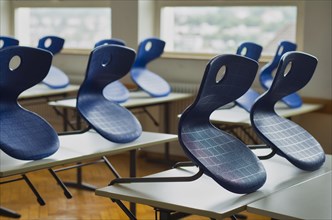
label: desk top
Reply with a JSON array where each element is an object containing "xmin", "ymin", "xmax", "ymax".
[
  {"xmin": 96, "ymin": 153, "xmax": 331, "ymax": 220},
  {"xmin": 48, "ymin": 91, "xmax": 192, "ymax": 109},
  {"xmin": 0, "ymin": 131, "xmax": 177, "ymax": 177},
  {"xmin": 19, "ymin": 84, "xmax": 79, "ymax": 100},
  {"xmin": 210, "ymin": 102, "xmax": 323, "ymax": 125},
  {"xmin": 247, "ymin": 171, "xmax": 332, "ymax": 220}
]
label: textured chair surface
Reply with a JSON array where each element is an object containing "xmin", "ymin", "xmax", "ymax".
[
  {"xmin": 178, "ymin": 54, "xmax": 266, "ymax": 194},
  {"xmin": 37, "ymin": 35, "xmax": 69, "ymax": 89},
  {"xmin": 95, "ymin": 39, "xmax": 129, "ymax": 103},
  {"xmin": 77, "ymin": 45, "xmax": 142, "ymax": 143},
  {"xmin": 259, "ymin": 41, "xmax": 301, "ymax": 108},
  {"xmin": 251, "ymin": 51, "xmax": 325, "ymax": 171},
  {"xmin": 0, "ymin": 46, "xmax": 59, "ymax": 160},
  {"xmin": 131, "ymin": 38, "xmax": 171, "ymax": 97},
  {"xmin": 0, "ymin": 36, "xmax": 19, "ymax": 49},
  {"xmin": 235, "ymin": 42, "xmax": 263, "ymax": 112}
]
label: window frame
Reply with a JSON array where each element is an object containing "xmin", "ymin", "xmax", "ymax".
[
  {"xmin": 155, "ymin": 0, "xmax": 304, "ymax": 61},
  {"xmin": 11, "ymin": 0, "xmax": 112, "ymax": 54}
]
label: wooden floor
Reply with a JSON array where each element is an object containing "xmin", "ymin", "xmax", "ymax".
[{"xmin": 0, "ymin": 153, "xmax": 269, "ymax": 220}]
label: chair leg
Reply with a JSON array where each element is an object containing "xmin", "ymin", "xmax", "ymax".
[
  {"xmin": 0, "ymin": 206, "xmax": 21, "ymax": 218},
  {"xmin": 22, "ymin": 174, "xmax": 45, "ymax": 206},
  {"xmin": 48, "ymin": 169, "xmax": 73, "ymax": 198}
]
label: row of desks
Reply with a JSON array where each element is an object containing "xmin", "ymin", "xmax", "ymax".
[{"xmin": 96, "ymin": 153, "xmax": 332, "ymax": 220}]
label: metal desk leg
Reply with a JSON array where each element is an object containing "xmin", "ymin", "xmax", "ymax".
[
  {"xmin": 129, "ymin": 150, "xmax": 137, "ymax": 216},
  {"xmin": 0, "ymin": 207, "xmax": 21, "ymax": 218}
]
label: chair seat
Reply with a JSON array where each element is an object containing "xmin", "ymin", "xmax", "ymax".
[
  {"xmin": 180, "ymin": 124, "xmax": 266, "ymax": 193},
  {"xmin": 131, "ymin": 68, "xmax": 171, "ymax": 97},
  {"xmin": 235, "ymin": 89, "xmax": 260, "ymax": 112},
  {"xmin": 78, "ymin": 96, "xmax": 141, "ymax": 143},
  {"xmin": 252, "ymin": 112, "xmax": 325, "ymax": 171},
  {"xmin": 103, "ymin": 80, "xmax": 129, "ymax": 103},
  {"xmin": 42, "ymin": 66, "xmax": 70, "ymax": 89},
  {"xmin": 0, "ymin": 108, "xmax": 59, "ymax": 160}
]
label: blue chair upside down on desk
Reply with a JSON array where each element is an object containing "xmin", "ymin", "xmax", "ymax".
[
  {"xmin": 259, "ymin": 41, "xmax": 301, "ymax": 108},
  {"xmin": 234, "ymin": 42, "xmax": 263, "ymax": 112},
  {"xmin": 130, "ymin": 37, "xmax": 171, "ymax": 97},
  {"xmin": 50, "ymin": 44, "xmax": 142, "ymax": 192},
  {"xmin": 250, "ymin": 51, "xmax": 325, "ymax": 171},
  {"xmin": 0, "ymin": 36, "xmax": 19, "ymax": 49},
  {"xmin": 94, "ymin": 38, "xmax": 130, "ymax": 103},
  {"xmin": 37, "ymin": 35, "xmax": 70, "ymax": 89},
  {"xmin": 0, "ymin": 46, "xmax": 59, "ymax": 218}
]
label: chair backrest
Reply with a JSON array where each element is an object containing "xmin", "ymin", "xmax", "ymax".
[
  {"xmin": 94, "ymin": 39, "xmax": 129, "ymax": 103},
  {"xmin": 178, "ymin": 54, "xmax": 266, "ymax": 194},
  {"xmin": 131, "ymin": 38, "xmax": 171, "ymax": 97},
  {"xmin": 235, "ymin": 42, "xmax": 263, "ymax": 112},
  {"xmin": 77, "ymin": 45, "xmax": 142, "ymax": 143},
  {"xmin": 94, "ymin": 38, "xmax": 125, "ymax": 48},
  {"xmin": 0, "ymin": 36, "xmax": 19, "ymax": 49},
  {"xmin": 37, "ymin": 36, "xmax": 69, "ymax": 89},
  {"xmin": 0, "ymin": 46, "xmax": 59, "ymax": 160},
  {"xmin": 251, "ymin": 51, "xmax": 325, "ymax": 171},
  {"xmin": 259, "ymin": 41, "xmax": 301, "ymax": 108},
  {"xmin": 37, "ymin": 36, "xmax": 65, "ymax": 55}
]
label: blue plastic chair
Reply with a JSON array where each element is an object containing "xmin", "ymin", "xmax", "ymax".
[
  {"xmin": 178, "ymin": 54, "xmax": 266, "ymax": 194},
  {"xmin": 77, "ymin": 45, "xmax": 142, "ymax": 143},
  {"xmin": 94, "ymin": 38, "xmax": 125, "ymax": 48},
  {"xmin": 131, "ymin": 38, "xmax": 171, "ymax": 97},
  {"xmin": 0, "ymin": 46, "xmax": 59, "ymax": 160},
  {"xmin": 0, "ymin": 36, "xmax": 19, "ymax": 49},
  {"xmin": 235, "ymin": 42, "xmax": 263, "ymax": 112},
  {"xmin": 259, "ymin": 41, "xmax": 301, "ymax": 108},
  {"xmin": 37, "ymin": 35, "xmax": 69, "ymax": 89},
  {"xmin": 251, "ymin": 51, "xmax": 325, "ymax": 171},
  {"xmin": 94, "ymin": 39, "xmax": 130, "ymax": 103}
]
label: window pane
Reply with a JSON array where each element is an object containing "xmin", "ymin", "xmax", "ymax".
[
  {"xmin": 15, "ymin": 8, "xmax": 111, "ymax": 49},
  {"xmin": 161, "ymin": 6, "xmax": 297, "ymax": 55}
]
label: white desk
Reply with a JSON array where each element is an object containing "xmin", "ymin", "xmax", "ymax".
[
  {"xmin": 247, "ymin": 171, "xmax": 332, "ymax": 220},
  {"xmin": 19, "ymin": 84, "xmax": 79, "ymax": 100},
  {"xmin": 0, "ymin": 131, "xmax": 177, "ymax": 177},
  {"xmin": 96, "ymin": 154, "xmax": 331, "ymax": 220},
  {"xmin": 210, "ymin": 102, "xmax": 323, "ymax": 125},
  {"xmin": 0, "ymin": 131, "xmax": 177, "ymax": 218},
  {"xmin": 49, "ymin": 91, "xmax": 192, "ymax": 109}
]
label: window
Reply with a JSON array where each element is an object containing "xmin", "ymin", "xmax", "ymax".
[
  {"xmin": 159, "ymin": 4, "xmax": 299, "ymax": 57},
  {"xmin": 15, "ymin": 7, "xmax": 111, "ymax": 50}
]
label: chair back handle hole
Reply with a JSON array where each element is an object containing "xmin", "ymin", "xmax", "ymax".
[
  {"xmin": 9, "ymin": 55, "xmax": 21, "ymax": 71},
  {"xmin": 145, "ymin": 41, "xmax": 152, "ymax": 51},
  {"xmin": 283, "ymin": 61, "xmax": 292, "ymax": 77},
  {"xmin": 0, "ymin": 40, "xmax": 4, "ymax": 49},
  {"xmin": 44, "ymin": 38, "xmax": 52, "ymax": 48},
  {"xmin": 102, "ymin": 55, "xmax": 112, "ymax": 67},
  {"xmin": 277, "ymin": 46, "xmax": 284, "ymax": 56},
  {"xmin": 240, "ymin": 47, "xmax": 247, "ymax": 56},
  {"xmin": 216, "ymin": 65, "xmax": 226, "ymax": 83}
]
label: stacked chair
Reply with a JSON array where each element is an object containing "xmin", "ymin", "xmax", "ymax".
[
  {"xmin": 0, "ymin": 46, "xmax": 60, "ymax": 218},
  {"xmin": 251, "ymin": 51, "xmax": 325, "ymax": 170},
  {"xmin": 94, "ymin": 38, "xmax": 130, "ymax": 103},
  {"xmin": 37, "ymin": 35, "xmax": 70, "ymax": 88},
  {"xmin": 259, "ymin": 41, "xmax": 300, "ymax": 108},
  {"xmin": 0, "ymin": 36, "xmax": 19, "ymax": 49},
  {"xmin": 130, "ymin": 37, "xmax": 171, "ymax": 97}
]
